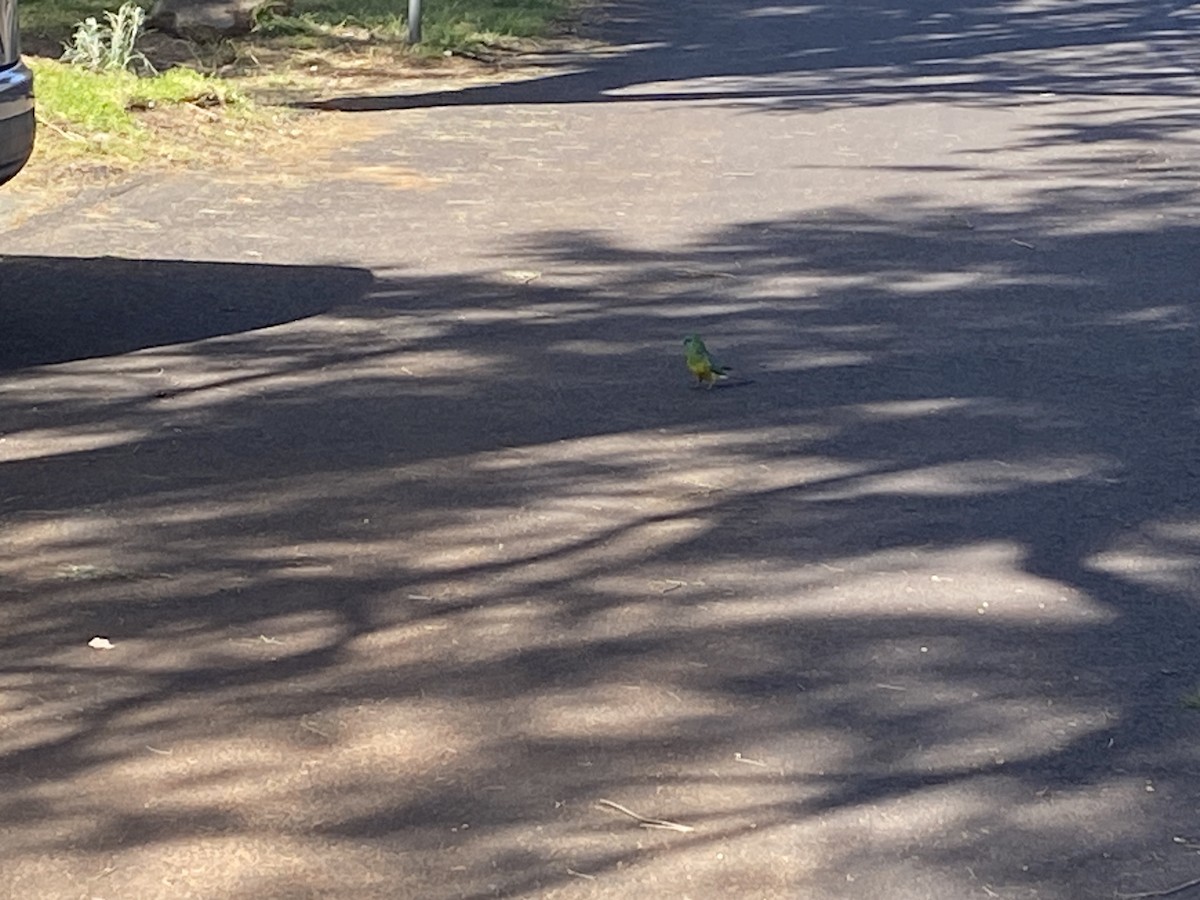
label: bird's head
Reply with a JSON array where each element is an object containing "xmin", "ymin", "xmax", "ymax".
[{"xmin": 683, "ymin": 334, "xmax": 699, "ymax": 347}]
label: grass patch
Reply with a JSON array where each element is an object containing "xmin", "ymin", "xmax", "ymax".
[
  {"xmin": 16, "ymin": 0, "xmax": 585, "ymax": 186},
  {"xmin": 254, "ymin": 0, "xmax": 574, "ymax": 50},
  {"xmin": 22, "ymin": 0, "xmax": 575, "ymax": 53},
  {"xmin": 20, "ymin": 0, "xmax": 275, "ymax": 177},
  {"xmin": 29, "ymin": 56, "xmax": 258, "ymax": 168}
]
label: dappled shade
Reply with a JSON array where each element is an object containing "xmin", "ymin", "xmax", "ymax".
[
  {"xmin": 3, "ymin": 0, "xmax": 1200, "ymax": 894},
  {"xmin": 2, "ymin": 200, "xmax": 1198, "ymax": 897}
]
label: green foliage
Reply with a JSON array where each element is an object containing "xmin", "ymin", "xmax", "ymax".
[
  {"xmin": 421, "ymin": 0, "xmax": 569, "ymax": 48},
  {"xmin": 255, "ymin": 0, "xmax": 572, "ymax": 48},
  {"xmin": 19, "ymin": 0, "xmax": 151, "ymax": 44},
  {"xmin": 33, "ymin": 58, "xmax": 144, "ymax": 137},
  {"xmin": 31, "ymin": 57, "xmax": 245, "ymax": 162},
  {"xmin": 130, "ymin": 65, "xmax": 245, "ymax": 106},
  {"xmin": 61, "ymin": 1, "xmax": 154, "ymax": 73}
]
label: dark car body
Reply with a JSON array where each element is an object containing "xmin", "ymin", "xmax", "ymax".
[{"xmin": 0, "ymin": 0, "xmax": 34, "ymax": 186}]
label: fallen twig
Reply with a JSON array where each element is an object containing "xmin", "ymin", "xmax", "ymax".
[
  {"xmin": 186, "ymin": 101, "xmax": 221, "ymax": 121},
  {"xmin": 1117, "ymin": 874, "xmax": 1200, "ymax": 899},
  {"xmin": 300, "ymin": 720, "xmax": 332, "ymax": 739},
  {"xmin": 595, "ymin": 799, "xmax": 694, "ymax": 833},
  {"xmin": 734, "ymin": 752, "xmax": 768, "ymax": 767},
  {"xmin": 35, "ymin": 115, "xmax": 89, "ymax": 143}
]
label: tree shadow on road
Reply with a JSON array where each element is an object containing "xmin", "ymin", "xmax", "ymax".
[
  {"xmin": 2, "ymin": 168, "xmax": 1199, "ymax": 898},
  {"xmin": 311, "ymin": 0, "xmax": 1200, "ymax": 117}
]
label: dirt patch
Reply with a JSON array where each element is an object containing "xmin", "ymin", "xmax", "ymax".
[{"xmin": 4, "ymin": 100, "xmax": 325, "ymax": 225}]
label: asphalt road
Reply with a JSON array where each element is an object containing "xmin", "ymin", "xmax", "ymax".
[{"xmin": 3, "ymin": 0, "xmax": 1200, "ymax": 897}]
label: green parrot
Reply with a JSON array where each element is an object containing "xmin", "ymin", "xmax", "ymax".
[{"xmin": 683, "ymin": 334, "xmax": 731, "ymax": 389}]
